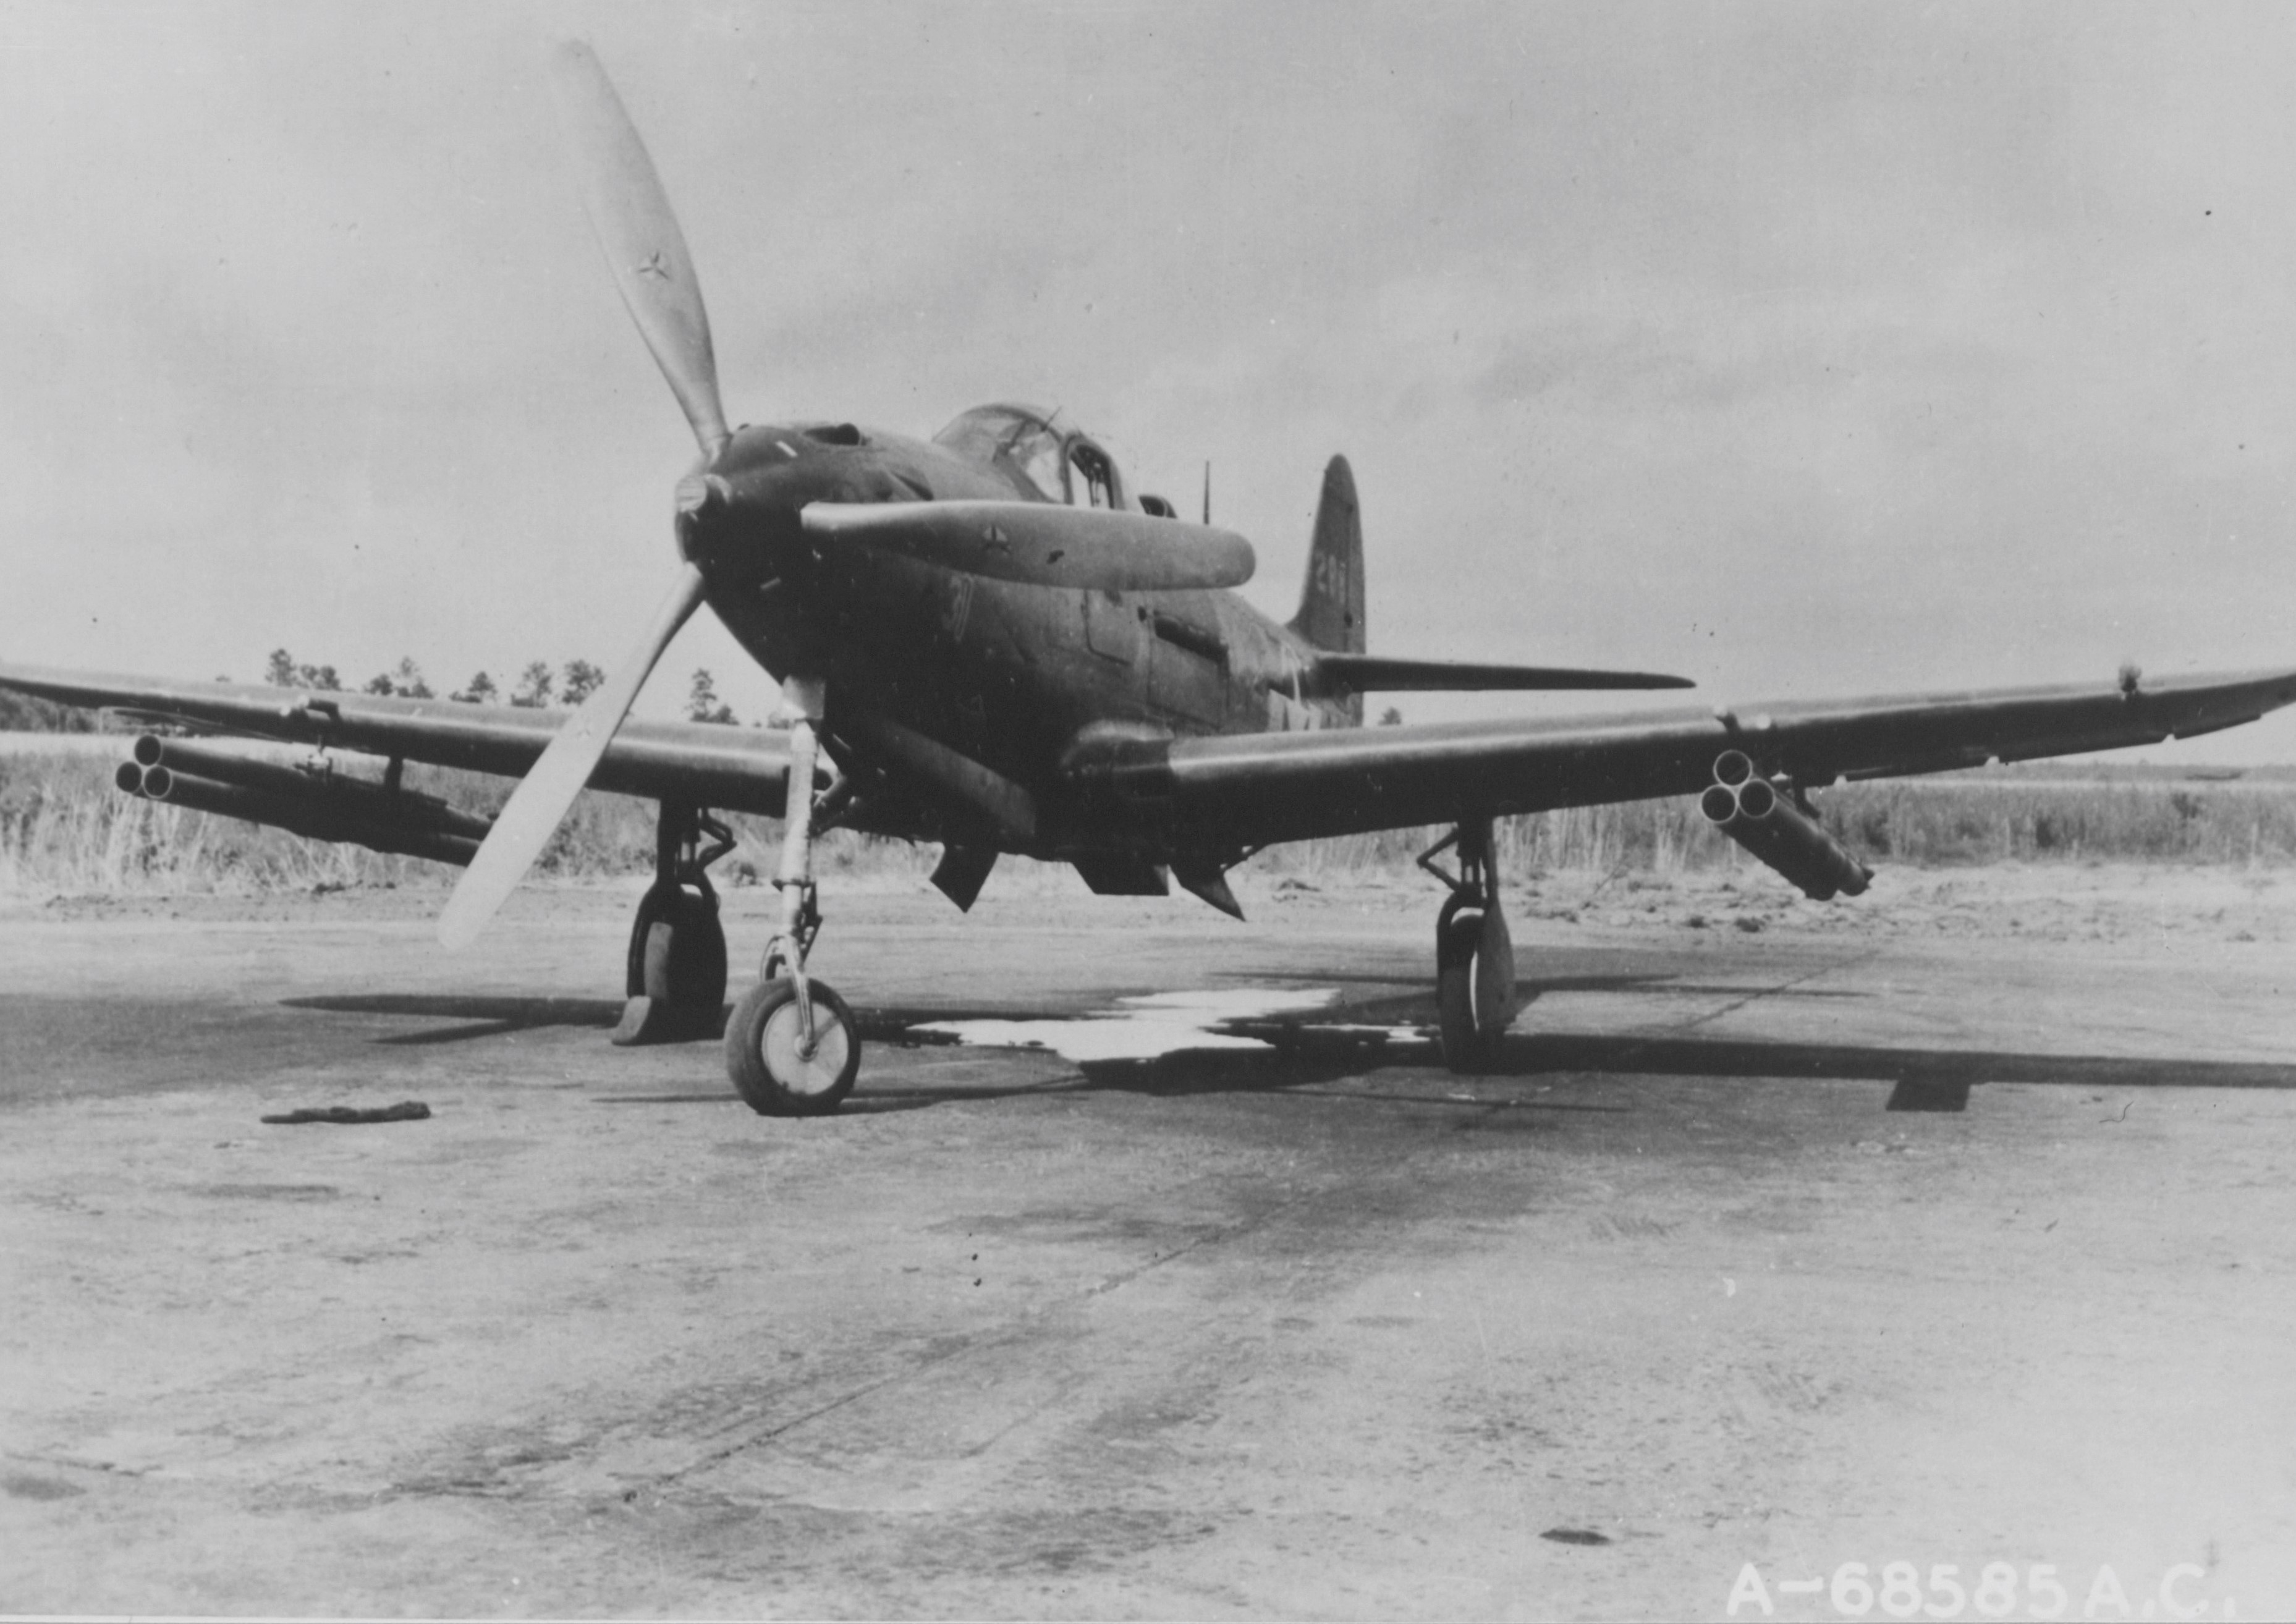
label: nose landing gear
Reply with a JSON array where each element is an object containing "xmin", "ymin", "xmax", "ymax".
[
  {"xmin": 724, "ymin": 677, "xmax": 861, "ymax": 1115},
  {"xmin": 1420, "ymin": 816, "xmax": 1517, "ymax": 1072}
]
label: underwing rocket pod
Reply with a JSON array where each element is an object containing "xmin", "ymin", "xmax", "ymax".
[
  {"xmin": 1699, "ymin": 751, "xmax": 1872, "ymax": 901},
  {"xmin": 118, "ymin": 735, "xmax": 489, "ymax": 867}
]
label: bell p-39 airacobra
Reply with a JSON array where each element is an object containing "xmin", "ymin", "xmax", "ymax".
[{"xmin": 6, "ymin": 43, "xmax": 2295, "ymax": 1115}]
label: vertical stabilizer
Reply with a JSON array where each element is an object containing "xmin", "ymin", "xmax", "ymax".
[{"xmin": 1290, "ymin": 455, "xmax": 1365, "ymax": 656}]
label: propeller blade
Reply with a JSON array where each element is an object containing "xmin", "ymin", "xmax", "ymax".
[
  {"xmin": 803, "ymin": 501, "xmax": 1256, "ymax": 592},
  {"xmin": 437, "ymin": 562, "xmax": 709, "ymax": 950},
  {"xmin": 550, "ymin": 40, "xmax": 729, "ymax": 459}
]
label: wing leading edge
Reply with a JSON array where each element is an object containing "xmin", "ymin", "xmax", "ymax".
[
  {"xmin": 1067, "ymin": 666, "xmax": 2296, "ymax": 847},
  {"xmin": 0, "ymin": 663, "xmax": 792, "ymax": 815}
]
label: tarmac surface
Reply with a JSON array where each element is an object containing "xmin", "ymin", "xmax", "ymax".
[{"xmin": 1, "ymin": 868, "xmax": 2293, "ymax": 1619}]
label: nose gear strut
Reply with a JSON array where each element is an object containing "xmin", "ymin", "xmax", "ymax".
[
  {"xmin": 1419, "ymin": 816, "xmax": 1519, "ymax": 1072},
  {"xmin": 724, "ymin": 677, "xmax": 862, "ymax": 1114}
]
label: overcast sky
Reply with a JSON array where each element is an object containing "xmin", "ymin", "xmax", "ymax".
[{"xmin": 4, "ymin": 1, "xmax": 2295, "ymax": 760}]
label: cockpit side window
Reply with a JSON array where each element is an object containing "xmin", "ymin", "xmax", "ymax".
[
  {"xmin": 1067, "ymin": 441, "xmax": 1115, "ymax": 509},
  {"xmin": 1012, "ymin": 426, "xmax": 1067, "ymax": 503}
]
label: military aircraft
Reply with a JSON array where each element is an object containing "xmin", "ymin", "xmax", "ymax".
[{"xmin": 6, "ymin": 43, "xmax": 2295, "ymax": 1116}]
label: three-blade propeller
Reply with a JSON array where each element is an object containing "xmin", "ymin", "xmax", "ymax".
[
  {"xmin": 438, "ymin": 35, "xmax": 1267, "ymax": 950},
  {"xmin": 439, "ymin": 41, "xmax": 1261, "ymax": 949},
  {"xmin": 438, "ymin": 44, "xmax": 727, "ymax": 949}
]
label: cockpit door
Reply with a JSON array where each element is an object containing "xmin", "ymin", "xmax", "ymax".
[{"xmin": 1083, "ymin": 591, "xmax": 1138, "ymax": 663}]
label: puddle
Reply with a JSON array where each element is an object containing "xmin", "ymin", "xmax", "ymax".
[{"xmin": 915, "ymin": 988, "xmax": 1375, "ymax": 1062}]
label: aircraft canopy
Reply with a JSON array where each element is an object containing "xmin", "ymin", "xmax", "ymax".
[{"xmin": 934, "ymin": 404, "xmax": 1123, "ymax": 509}]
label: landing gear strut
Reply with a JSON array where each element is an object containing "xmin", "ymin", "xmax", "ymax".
[
  {"xmin": 611, "ymin": 800, "xmax": 733, "ymax": 1045},
  {"xmin": 1420, "ymin": 817, "xmax": 1517, "ymax": 1072},
  {"xmin": 724, "ymin": 677, "xmax": 861, "ymax": 1115}
]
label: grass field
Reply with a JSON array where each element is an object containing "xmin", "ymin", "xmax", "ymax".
[{"xmin": 8, "ymin": 737, "xmax": 2295, "ymax": 897}]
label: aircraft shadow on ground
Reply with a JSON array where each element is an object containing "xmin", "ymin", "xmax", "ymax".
[
  {"xmin": 273, "ymin": 972, "xmax": 1819, "ymax": 1055},
  {"xmin": 1308, "ymin": 983, "xmax": 2296, "ymax": 1109},
  {"xmin": 837, "ymin": 1025, "xmax": 2296, "ymax": 1117},
  {"xmin": 279, "ymin": 992, "xmax": 1085, "ymax": 1054},
  {"xmin": 282, "ymin": 993, "xmax": 636, "ymax": 1047},
  {"xmin": 845, "ymin": 991, "xmax": 2296, "ymax": 1116},
  {"xmin": 284, "ymin": 988, "xmax": 2296, "ymax": 1116},
  {"xmin": 1481, "ymin": 1031, "xmax": 2296, "ymax": 1110}
]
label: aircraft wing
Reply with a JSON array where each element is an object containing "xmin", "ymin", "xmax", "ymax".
[
  {"xmin": 1070, "ymin": 666, "xmax": 2296, "ymax": 848},
  {"xmin": 0, "ymin": 663, "xmax": 792, "ymax": 815}
]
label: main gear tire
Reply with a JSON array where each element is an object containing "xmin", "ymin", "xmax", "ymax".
[
  {"xmin": 629, "ymin": 886, "xmax": 726, "ymax": 1010},
  {"xmin": 724, "ymin": 976, "xmax": 860, "ymax": 1116},
  {"xmin": 612, "ymin": 885, "xmax": 727, "ymax": 1044},
  {"xmin": 1436, "ymin": 907, "xmax": 1493, "ymax": 1073}
]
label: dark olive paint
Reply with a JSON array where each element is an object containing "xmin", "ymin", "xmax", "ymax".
[{"xmin": 683, "ymin": 407, "xmax": 1353, "ymax": 858}]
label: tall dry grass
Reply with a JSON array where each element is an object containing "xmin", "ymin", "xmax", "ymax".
[
  {"xmin": 1257, "ymin": 777, "xmax": 2296, "ymax": 880},
  {"xmin": 0, "ymin": 751, "xmax": 926, "ymax": 896},
  {"xmin": 5, "ymin": 746, "xmax": 2293, "ymax": 897}
]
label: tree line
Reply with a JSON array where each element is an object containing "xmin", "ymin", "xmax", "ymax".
[
  {"xmin": 0, "ymin": 654, "xmax": 748, "ymax": 732},
  {"xmin": 261, "ymin": 649, "xmax": 743, "ymax": 724}
]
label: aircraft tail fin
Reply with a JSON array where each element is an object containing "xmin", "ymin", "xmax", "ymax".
[
  {"xmin": 1290, "ymin": 455, "xmax": 1365, "ymax": 657},
  {"xmin": 1290, "ymin": 456, "xmax": 1366, "ymax": 724}
]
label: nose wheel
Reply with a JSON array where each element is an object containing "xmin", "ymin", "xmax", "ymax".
[
  {"xmin": 724, "ymin": 675, "xmax": 861, "ymax": 1115},
  {"xmin": 726, "ymin": 975, "xmax": 859, "ymax": 1114},
  {"xmin": 1421, "ymin": 818, "xmax": 1517, "ymax": 1072}
]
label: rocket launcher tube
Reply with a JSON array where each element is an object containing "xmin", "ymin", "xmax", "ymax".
[
  {"xmin": 1700, "ymin": 763, "xmax": 1872, "ymax": 902},
  {"xmin": 131, "ymin": 735, "xmax": 492, "ymax": 842}
]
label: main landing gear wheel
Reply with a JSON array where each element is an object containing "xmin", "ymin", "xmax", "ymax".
[
  {"xmin": 612, "ymin": 803, "xmax": 734, "ymax": 1046},
  {"xmin": 617, "ymin": 883, "xmax": 727, "ymax": 1041},
  {"xmin": 1436, "ymin": 900, "xmax": 1490, "ymax": 1072},
  {"xmin": 1421, "ymin": 818, "xmax": 1519, "ymax": 1073},
  {"xmin": 724, "ymin": 976, "xmax": 860, "ymax": 1115}
]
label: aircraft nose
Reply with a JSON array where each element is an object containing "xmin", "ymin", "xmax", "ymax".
[
  {"xmin": 673, "ymin": 427, "xmax": 913, "ymax": 576},
  {"xmin": 674, "ymin": 450, "xmax": 813, "ymax": 576}
]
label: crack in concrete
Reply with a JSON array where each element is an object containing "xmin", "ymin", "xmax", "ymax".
[
  {"xmin": 3, "ymin": 1450, "xmax": 150, "ymax": 1479},
  {"xmin": 1661, "ymin": 950, "xmax": 1883, "ymax": 1035}
]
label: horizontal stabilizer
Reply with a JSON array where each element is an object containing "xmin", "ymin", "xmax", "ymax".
[{"xmin": 1303, "ymin": 653, "xmax": 1694, "ymax": 696}]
